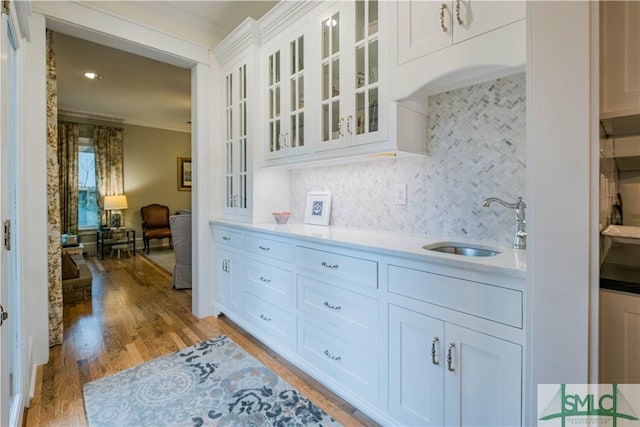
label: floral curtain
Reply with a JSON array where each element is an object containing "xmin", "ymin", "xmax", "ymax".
[
  {"xmin": 57, "ymin": 122, "xmax": 79, "ymax": 234},
  {"xmin": 94, "ymin": 126, "xmax": 124, "ymax": 227},
  {"xmin": 46, "ymin": 30, "xmax": 63, "ymax": 347}
]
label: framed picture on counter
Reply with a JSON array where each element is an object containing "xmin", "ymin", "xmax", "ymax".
[{"xmin": 304, "ymin": 191, "xmax": 332, "ymax": 226}]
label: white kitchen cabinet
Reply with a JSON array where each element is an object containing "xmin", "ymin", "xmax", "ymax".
[
  {"xmin": 317, "ymin": 0, "xmax": 386, "ymax": 151},
  {"xmin": 215, "ymin": 20, "xmax": 290, "ymax": 222},
  {"xmin": 389, "ymin": 305, "xmax": 522, "ymax": 427},
  {"xmin": 210, "ymin": 221, "xmax": 526, "ymax": 426},
  {"xmin": 600, "ymin": 289, "xmax": 640, "ymax": 383},
  {"xmin": 214, "ymin": 246, "xmax": 243, "ymax": 316},
  {"xmin": 221, "ymin": 58, "xmax": 251, "ymax": 218},
  {"xmin": 397, "ymin": 0, "xmax": 525, "ymax": 65},
  {"xmin": 264, "ymin": 27, "xmax": 313, "ymax": 160},
  {"xmin": 600, "ymin": 0, "xmax": 640, "ymax": 118}
]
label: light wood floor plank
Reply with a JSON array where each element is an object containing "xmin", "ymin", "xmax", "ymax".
[{"xmin": 23, "ymin": 254, "xmax": 378, "ymax": 427}]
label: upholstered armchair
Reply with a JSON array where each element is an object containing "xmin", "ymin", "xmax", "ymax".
[
  {"xmin": 169, "ymin": 211, "xmax": 191, "ymax": 289},
  {"xmin": 140, "ymin": 204, "xmax": 172, "ymax": 254}
]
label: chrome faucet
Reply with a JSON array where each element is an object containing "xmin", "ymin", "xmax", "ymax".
[{"xmin": 482, "ymin": 196, "xmax": 527, "ymax": 250}]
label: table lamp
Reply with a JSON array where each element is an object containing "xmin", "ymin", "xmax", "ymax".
[{"xmin": 104, "ymin": 194, "xmax": 128, "ymax": 229}]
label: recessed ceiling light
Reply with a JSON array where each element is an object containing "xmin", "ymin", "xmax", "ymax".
[{"xmin": 84, "ymin": 72, "xmax": 103, "ymax": 80}]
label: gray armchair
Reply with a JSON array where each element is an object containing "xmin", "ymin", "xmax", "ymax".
[{"xmin": 169, "ymin": 211, "xmax": 191, "ymax": 289}]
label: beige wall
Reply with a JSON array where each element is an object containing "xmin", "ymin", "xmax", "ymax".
[
  {"xmin": 58, "ymin": 115, "xmax": 191, "ymax": 250},
  {"xmin": 123, "ymin": 125, "xmax": 191, "ymax": 236}
]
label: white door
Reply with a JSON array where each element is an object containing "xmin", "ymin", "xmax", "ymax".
[
  {"xmin": 388, "ymin": 305, "xmax": 445, "ymax": 426},
  {"xmin": 444, "ymin": 324, "xmax": 522, "ymax": 426},
  {"xmin": 0, "ymin": 6, "xmax": 20, "ymax": 426}
]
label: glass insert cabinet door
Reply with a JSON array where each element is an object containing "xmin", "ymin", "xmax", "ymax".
[
  {"xmin": 355, "ymin": 0, "xmax": 379, "ymax": 136},
  {"xmin": 266, "ymin": 33, "xmax": 307, "ymax": 157},
  {"xmin": 224, "ymin": 63, "xmax": 248, "ymax": 212},
  {"xmin": 319, "ymin": 0, "xmax": 380, "ymax": 149}
]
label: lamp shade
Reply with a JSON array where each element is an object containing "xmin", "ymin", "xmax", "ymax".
[{"xmin": 104, "ymin": 195, "xmax": 128, "ymax": 210}]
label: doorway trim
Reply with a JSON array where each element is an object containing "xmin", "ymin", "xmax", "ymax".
[{"xmin": 30, "ymin": 3, "xmax": 213, "ymax": 322}]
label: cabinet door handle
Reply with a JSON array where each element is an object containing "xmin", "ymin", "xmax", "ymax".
[
  {"xmin": 259, "ymin": 276, "xmax": 271, "ymax": 283},
  {"xmin": 258, "ymin": 245, "xmax": 271, "ymax": 251},
  {"xmin": 324, "ymin": 350, "xmax": 342, "ymax": 361},
  {"xmin": 222, "ymin": 236, "xmax": 231, "ymax": 241},
  {"xmin": 321, "ymin": 261, "xmax": 339, "ymax": 269},
  {"xmin": 431, "ymin": 337, "xmax": 440, "ymax": 366},
  {"xmin": 338, "ymin": 117, "xmax": 345, "ymax": 137},
  {"xmin": 455, "ymin": 0, "xmax": 463, "ymax": 25},
  {"xmin": 260, "ymin": 314, "xmax": 272, "ymax": 322},
  {"xmin": 222, "ymin": 259, "xmax": 228, "ymax": 272},
  {"xmin": 347, "ymin": 115, "xmax": 353, "ymax": 135},
  {"xmin": 440, "ymin": 4, "xmax": 448, "ymax": 32},
  {"xmin": 323, "ymin": 301, "xmax": 342, "ymax": 310},
  {"xmin": 447, "ymin": 342, "xmax": 456, "ymax": 372}
]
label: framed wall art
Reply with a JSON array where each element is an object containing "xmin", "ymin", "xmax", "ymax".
[
  {"xmin": 304, "ymin": 191, "xmax": 332, "ymax": 226},
  {"xmin": 177, "ymin": 156, "xmax": 192, "ymax": 191}
]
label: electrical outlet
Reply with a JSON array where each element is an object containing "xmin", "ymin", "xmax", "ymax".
[{"xmin": 394, "ymin": 184, "xmax": 407, "ymax": 205}]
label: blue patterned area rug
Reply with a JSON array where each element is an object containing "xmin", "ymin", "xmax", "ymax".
[{"xmin": 83, "ymin": 335, "xmax": 342, "ymax": 427}]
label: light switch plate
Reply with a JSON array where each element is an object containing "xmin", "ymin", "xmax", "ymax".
[{"xmin": 394, "ymin": 184, "xmax": 407, "ymax": 205}]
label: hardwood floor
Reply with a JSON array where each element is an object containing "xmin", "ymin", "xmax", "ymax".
[{"xmin": 24, "ymin": 254, "xmax": 377, "ymax": 427}]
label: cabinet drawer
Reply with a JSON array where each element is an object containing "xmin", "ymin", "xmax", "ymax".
[
  {"xmin": 214, "ymin": 227, "xmax": 243, "ymax": 249},
  {"xmin": 296, "ymin": 246, "xmax": 378, "ymax": 289},
  {"xmin": 245, "ymin": 235, "xmax": 291, "ymax": 262},
  {"xmin": 298, "ymin": 320, "xmax": 378, "ymax": 403},
  {"xmin": 245, "ymin": 291, "xmax": 295, "ymax": 350},
  {"xmin": 388, "ymin": 265, "xmax": 522, "ymax": 328},
  {"xmin": 298, "ymin": 275, "xmax": 378, "ymax": 339},
  {"xmin": 245, "ymin": 259, "xmax": 294, "ymax": 309}
]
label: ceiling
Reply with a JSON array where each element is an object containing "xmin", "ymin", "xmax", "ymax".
[{"xmin": 54, "ymin": 1, "xmax": 278, "ymax": 133}]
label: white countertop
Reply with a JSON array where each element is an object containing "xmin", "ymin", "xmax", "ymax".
[{"xmin": 211, "ymin": 220, "xmax": 527, "ymax": 279}]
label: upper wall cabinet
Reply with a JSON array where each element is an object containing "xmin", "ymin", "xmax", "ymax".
[
  {"xmin": 389, "ymin": 0, "xmax": 526, "ymax": 103},
  {"xmin": 600, "ymin": 0, "xmax": 640, "ymax": 118},
  {"xmin": 215, "ymin": 19, "xmax": 291, "ymax": 222},
  {"xmin": 317, "ymin": 0, "xmax": 386, "ymax": 152},
  {"xmin": 397, "ymin": 0, "xmax": 525, "ymax": 65},
  {"xmin": 263, "ymin": 27, "xmax": 313, "ymax": 160}
]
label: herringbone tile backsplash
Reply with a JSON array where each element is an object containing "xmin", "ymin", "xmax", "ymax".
[{"xmin": 290, "ymin": 72, "xmax": 526, "ymax": 247}]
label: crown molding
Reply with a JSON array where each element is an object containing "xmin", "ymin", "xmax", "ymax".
[
  {"xmin": 259, "ymin": 0, "xmax": 325, "ymax": 44},
  {"xmin": 213, "ymin": 17, "xmax": 261, "ymax": 64}
]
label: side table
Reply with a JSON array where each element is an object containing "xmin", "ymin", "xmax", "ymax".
[{"xmin": 96, "ymin": 229, "xmax": 136, "ymax": 260}]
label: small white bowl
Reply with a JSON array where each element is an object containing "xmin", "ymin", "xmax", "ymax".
[{"xmin": 272, "ymin": 211, "xmax": 291, "ymax": 224}]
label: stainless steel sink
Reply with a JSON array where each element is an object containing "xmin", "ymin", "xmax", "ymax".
[{"xmin": 422, "ymin": 242, "xmax": 501, "ymax": 257}]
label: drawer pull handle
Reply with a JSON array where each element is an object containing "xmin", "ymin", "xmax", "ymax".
[
  {"xmin": 431, "ymin": 337, "xmax": 440, "ymax": 366},
  {"xmin": 259, "ymin": 245, "xmax": 271, "ymax": 251},
  {"xmin": 447, "ymin": 342, "xmax": 456, "ymax": 372},
  {"xmin": 260, "ymin": 314, "xmax": 272, "ymax": 322},
  {"xmin": 259, "ymin": 276, "xmax": 271, "ymax": 283},
  {"xmin": 455, "ymin": 0, "xmax": 463, "ymax": 25},
  {"xmin": 440, "ymin": 4, "xmax": 448, "ymax": 32},
  {"xmin": 222, "ymin": 236, "xmax": 231, "ymax": 241},
  {"xmin": 321, "ymin": 261, "xmax": 339, "ymax": 269},
  {"xmin": 323, "ymin": 301, "xmax": 342, "ymax": 310},
  {"xmin": 324, "ymin": 350, "xmax": 342, "ymax": 361}
]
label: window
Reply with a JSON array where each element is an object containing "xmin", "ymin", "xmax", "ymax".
[{"xmin": 78, "ymin": 138, "xmax": 98, "ymax": 228}]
